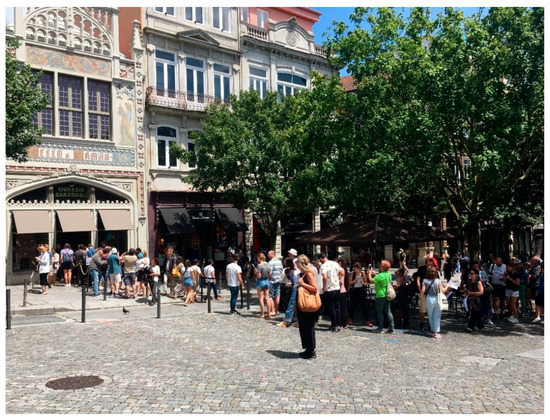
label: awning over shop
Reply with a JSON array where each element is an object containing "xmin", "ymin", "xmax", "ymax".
[
  {"xmin": 12, "ymin": 210, "xmax": 50, "ymax": 234},
  {"xmin": 57, "ymin": 210, "xmax": 96, "ymax": 232},
  {"xmin": 98, "ymin": 209, "xmax": 133, "ymax": 231},
  {"xmin": 216, "ymin": 208, "xmax": 248, "ymax": 232},
  {"xmin": 159, "ymin": 208, "xmax": 195, "ymax": 234}
]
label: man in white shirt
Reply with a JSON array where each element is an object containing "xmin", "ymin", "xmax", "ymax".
[
  {"xmin": 268, "ymin": 250, "xmax": 284, "ymax": 315},
  {"xmin": 320, "ymin": 253, "xmax": 344, "ymax": 332},
  {"xmin": 489, "ymin": 257, "xmax": 507, "ymax": 318},
  {"xmin": 226, "ymin": 254, "xmax": 244, "ymax": 314},
  {"xmin": 203, "ymin": 259, "xmax": 219, "ymax": 300}
]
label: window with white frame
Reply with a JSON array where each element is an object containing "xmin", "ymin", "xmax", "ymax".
[
  {"xmin": 257, "ymin": 9, "xmax": 269, "ymax": 28},
  {"xmin": 58, "ymin": 75, "xmax": 83, "ymax": 137},
  {"xmin": 88, "ymin": 80, "xmax": 111, "ymax": 140},
  {"xmin": 213, "ymin": 7, "xmax": 230, "ymax": 32},
  {"xmin": 277, "ymin": 72, "xmax": 307, "ymax": 98},
  {"xmin": 213, "ymin": 63, "xmax": 231, "ymax": 102},
  {"xmin": 157, "ymin": 126, "xmax": 178, "ymax": 168},
  {"xmin": 240, "ymin": 7, "xmax": 249, "ymax": 23},
  {"xmin": 32, "ymin": 71, "xmax": 54, "ymax": 135},
  {"xmin": 186, "ymin": 57, "xmax": 205, "ymax": 102},
  {"xmin": 249, "ymin": 66, "xmax": 268, "ymax": 99},
  {"xmin": 185, "ymin": 7, "xmax": 203, "ymax": 23},
  {"xmin": 154, "ymin": 7, "xmax": 175, "ymax": 16},
  {"xmin": 155, "ymin": 50, "xmax": 177, "ymax": 97}
]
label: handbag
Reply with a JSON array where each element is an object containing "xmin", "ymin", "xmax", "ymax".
[
  {"xmin": 297, "ymin": 274, "xmax": 321, "ymax": 312},
  {"xmin": 386, "ymin": 279, "xmax": 396, "ymax": 301}
]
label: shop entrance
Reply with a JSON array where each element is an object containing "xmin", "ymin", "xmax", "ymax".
[{"xmin": 55, "ymin": 231, "xmax": 91, "ymax": 251}]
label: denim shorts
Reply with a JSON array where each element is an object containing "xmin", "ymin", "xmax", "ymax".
[
  {"xmin": 256, "ymin": 279, "xmax": 269, "ymax": 290},
  {"xmin": 123, "ymin": 272, "xmax": 135, "ymax": 286},
  {"xmin": 183, "ymin": 277, "xmax": 194, "ymax": 287},
  {"xmin": 269, "ymin": 282, "xmax": 281, "ymax": 298}
]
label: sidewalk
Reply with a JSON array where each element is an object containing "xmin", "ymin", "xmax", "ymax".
[{"xmin": 5, "ymin": 283, "xmax": 223, "ymax": 316}]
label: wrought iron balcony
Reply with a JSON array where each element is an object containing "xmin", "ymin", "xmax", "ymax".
[{"xmin": 145, "ymin": 87, "xmax": 230, "ymax": 112}]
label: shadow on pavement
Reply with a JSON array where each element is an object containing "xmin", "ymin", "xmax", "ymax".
[{"xmin": 266, "ymin": 350, "xmax": 300, "ymax": 359}]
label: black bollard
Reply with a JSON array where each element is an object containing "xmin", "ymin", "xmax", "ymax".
[
  {"xmin": 157, "ymin": 283, "xmax": 161, "ymax": 319},
  {"xmin": 240, "ymin": 284, "xmax": 244, "ymax": 309},
  {"xmin": 23, "ymin": 277, "xmax": 28, "ymax": 307},
  {"xmin": 246, "ymin": 277, "xmax": 250, "ymax": 310},
  {"xmin": 81, "ymin": 281, "xmax": 86, "ymax": 323},
  {"xmin": 200, "ymin": 279, "xmax": 204, "ymax": 302},
  {"xmin": 207, "ymin": 282, "xmax": 212, "ymax": 313},
  {"xmin": 6, "ymin": 289, "xmax": 11, "ymax": 330}
]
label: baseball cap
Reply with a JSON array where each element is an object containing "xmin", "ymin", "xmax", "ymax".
[{"xmin": 110, "ymin": 248, "xmax": 117, "ymax": 254}]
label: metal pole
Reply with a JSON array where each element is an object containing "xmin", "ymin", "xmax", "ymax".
[
  {"xmin": 81, "ymin": 280, "xmax": 86, "ymax": 323},
  {"xmin": 240, "ymin": 284, "xmax": 244, "ymax": 309},
  {"xmin": 246, "ymin": 276, "xmax": 250, "ymax": 310},
  {"xmin": 207, "ymin": 282, "xmax": 212, "ymax": 313},
  {"xmin": 156, "ymin": 282, "xmax": 161, "ymax": 319},
  {"xmin": 6, "ymin": 289, "xmax": 11, "ymax": 330},
  {"xmin": 23, "ymin": 277, "xmax": 28, "ymax": 307},
  {"xmin": 200, "ymin": 279, "xmax": 204, "ymax": 302}
]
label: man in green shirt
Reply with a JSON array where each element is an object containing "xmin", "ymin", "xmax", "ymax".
[{"xmin": 368, "ymin": 260, "xmax": 395, "ymax": 333}]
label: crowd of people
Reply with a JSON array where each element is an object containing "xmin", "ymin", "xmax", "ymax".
[{"xmin": 32, "ymin": 242, "xmax": 544, "ymax": 358}]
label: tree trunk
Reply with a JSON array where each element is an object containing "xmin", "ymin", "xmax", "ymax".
[{"xmin": 463, "ymin": 220, "xmax": 482, "ymax": 263}]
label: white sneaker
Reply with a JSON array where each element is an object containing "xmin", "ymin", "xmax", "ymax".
[
  {"xmin": 509, "ymin": 316, "xmax": 519, "ymax": 324},
  {"xmin": 532, "ymin": 317, "xmax": 541, "ymax": 323},
  {"xmin": 487, "ymin": 320, "xmax": 494, "ymax": 326}
]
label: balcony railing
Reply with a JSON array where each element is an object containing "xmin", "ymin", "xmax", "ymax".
[
  {"xmin": 314, "ymin": 43, "xmax": 327, "ymax": 57},
  {"xmin": 244, "ymin": 23, "xmax": 268, "ymax": 41},
  {"xmin": 146, "ymin": 87, "xmax": 230, "ymax": 112}
]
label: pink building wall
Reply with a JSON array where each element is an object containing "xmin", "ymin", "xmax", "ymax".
[{"xmin": 246, "ymin": 7, "xmax": 321, "ymax": 32}]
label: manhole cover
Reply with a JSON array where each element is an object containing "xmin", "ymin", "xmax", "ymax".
[{"xmin": 45, "ymin": 375, "xmax": 104, "ymax": 390}]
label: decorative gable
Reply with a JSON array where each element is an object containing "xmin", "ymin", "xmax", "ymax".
[{"xmin": 177, "ymin": 29, "xmax": 220, "ymax": 47}]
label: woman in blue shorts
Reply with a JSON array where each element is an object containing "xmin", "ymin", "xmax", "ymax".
[
  {"xmin": 182, "ymin": 259, "xmax": 197, "ymax": 306},
  {"xmin": 256, "ymin": 253, "xmax": 272, "ymax": 318}
]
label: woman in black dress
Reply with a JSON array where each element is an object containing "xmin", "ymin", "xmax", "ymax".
[{"xmin": 295, "ymin": 254, "xmax": 319, "ymax": 359}]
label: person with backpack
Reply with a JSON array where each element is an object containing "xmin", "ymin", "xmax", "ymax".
[
  {"xmin": 59, "ymin": 243, "xmax": 74, "ymax": 287},
  {"xmin": 367, "ymin": 259, "xmax": 395, "ymax": 334}
]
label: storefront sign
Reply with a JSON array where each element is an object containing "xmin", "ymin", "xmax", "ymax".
[
  {"xmin": 54, "ymin": 184, "xmax": 89, "ymax": 201},
  {"xmin": 188, "ymin": 209, "xmax": 213, "ymax": 222},
  {"xmin": 27, "ymin": 143, "xmax": 134, "ymax": 167}
]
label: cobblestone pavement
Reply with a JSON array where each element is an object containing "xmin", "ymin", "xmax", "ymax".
[{"xmin": 6, "ymin": 296, "xmax": 544, "ymax": 414}]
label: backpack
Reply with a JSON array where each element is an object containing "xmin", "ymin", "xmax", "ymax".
[{"xmin": 62, "ymin": 251, "xmax": 72, "ymax": 264}]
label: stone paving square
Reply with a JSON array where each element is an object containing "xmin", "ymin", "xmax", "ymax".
[{"xmin": 5, "ymin": 293, "xmax": 545, "ymax": 414}]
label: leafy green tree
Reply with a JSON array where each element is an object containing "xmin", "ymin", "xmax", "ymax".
[
  {"xmin": 5, "ymin": 38, "xmax": 50, "ymax": 162},
  {"xmin": 171, "ymin": 90, "xmax": 305, "ymax": 249},
  {"xmin": 323, "ymin": 7, "xmax": 544, "ymax": 259}
]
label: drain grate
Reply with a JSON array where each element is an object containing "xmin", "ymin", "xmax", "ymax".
[{"xmin": 45, "ymin": 375, "xmax": 104, "ymax": 390}]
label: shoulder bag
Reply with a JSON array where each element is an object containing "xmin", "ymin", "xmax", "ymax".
[
  {"xmin": 386, "ymin": 276, "xmax": 396, "ymax": 301},
  {"xmin": 297, "ymin": 273, "xmax": 321, "ymax": 312}
]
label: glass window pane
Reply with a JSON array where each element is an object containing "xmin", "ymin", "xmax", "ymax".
[
  {"xmin": 72, "ymin": 111, "xmax": 82, "ymax": 136},
  {"xmin": 285, "ymin": 86, "xmax": 292, "ymax": 96},
  {"xmin": 59, "ymin": 76, "xmax": 69, "ymax": 107},
  {"xmin": 167, "ymin": 65, "xmax": 175, "ymax": 91},
  {"xmin": 213, "ymin": 7, "xmax": 220, "ymax": 28},
  {"xmin": 187, "ymin": 69, "xmax": 194, "ymax": 94},
  {"xmin": 101, "ymin": 116, "xmax": 110, "ymax": 139},
  {"xmin": 261, "ymin": 81, "xmax": 267, "ymax": 98},
  {"xmin": 196, "ymin": 71, "xmax": 204, "ymax": 95},
  {"xmin": 187, "ymin": 143, "xmax": 196, "ymax": 168},
  {"xmin": 158, "ymin": 127, "xmax": 177, "ymax": 137},
  {"xmin": 158, "ymin": 139, "xmax": 166, "ymax": 166},
  {"xmin": 249, "ymin": 66, "xmax": 266, "ymax": 77},
  {"xmin": 293, "ymin": 75, "xmax": 307, "ymax": 86},
  {"xmin": 214, "ymin": 63, "xmax": 230, "ymax": 73},
  {"xmin": 186, "ymin": 57, "xmax": 204, "ymax": 68},
  {"xmin": 89, "ymin": 114, "xmax": 98, "ymax": 138},
  {"xmin": 277, "ymin": 72, "xmax": 292, "ymax": 83},
  {"xmin": 166, "ymin": 7, "xmax": 174, "ymax": 15},
  {"xmin": 155, "ymin": 50, "xmax": 175, "ymax": 61},
  {"xmin": 195, "ymin": 7, "xmax": 203, "ymax": 23},
  {"xmin": 223, "ymin": 76, "xmax": 230, "ymax": 99},
  {"xmin": 155, "ymin": 7, "xmax": 163, "ymax": 12},
  {"xmin": 222, "ymin": 8, "xmax": 230, "ymax": 31},
  {"xmin": 169, "ymin": 141, "xmax": 177, "ymax": 167},
  {"xmin": 214, "ymin": 74, "xmax": 221, "ymax": 99},
  {"xmin": 156, "ymin": 62, "xmax": 165, "ymax": 89},
  {"xmin": 71, "ymin": 79, "xmax": 82, "ymax": 109},
  {"xmin": 185, "ymin": 7, "xmax": 193, "ymax": 20},
  {"xmin": 241, "ymin": 7, "xmax": 249, "ymax": 22}
]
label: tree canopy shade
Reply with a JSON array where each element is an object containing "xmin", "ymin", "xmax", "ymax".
[
  {"xmin": 5, "ymin": 38, "xmax": 50, "ymax": 162},
  {"xmin": 171, "ymin": 90, "xmax": 308, "ymax": 248},
  {"xmin": 323, "ymin": 7, "xmax": 544, "ymax": 259}
]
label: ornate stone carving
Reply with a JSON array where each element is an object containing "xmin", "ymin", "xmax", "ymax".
[{"xmin": 286, "ymin": 31, "xmax": 297, "ymax": 47}]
